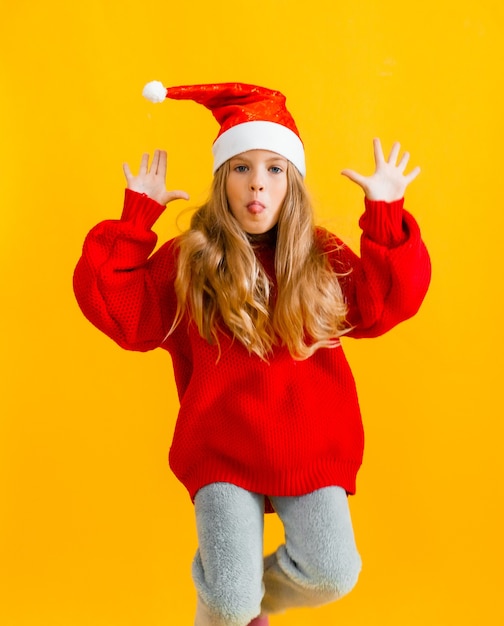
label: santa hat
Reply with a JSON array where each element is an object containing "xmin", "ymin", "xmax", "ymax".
[{"xmin": 142, "ymin": 81, "xmax": 306, "ymax": 176}]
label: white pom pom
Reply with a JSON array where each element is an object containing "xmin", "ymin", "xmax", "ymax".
[{"xmin": 142, "ymin": 80, "xmax": 167, "ymax": 103}]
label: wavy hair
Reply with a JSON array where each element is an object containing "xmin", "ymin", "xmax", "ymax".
[{"xmin": 170, "ymin": 160, "xmax": 350, "ymax": 360}]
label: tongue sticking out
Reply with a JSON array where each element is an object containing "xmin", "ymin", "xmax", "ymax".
[{"xmin": 247, "ymin": 201, "xmax": 265, "ymax": 214}]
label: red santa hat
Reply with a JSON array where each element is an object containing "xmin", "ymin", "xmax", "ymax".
[{"xmin": 142, "ymin": 81, "xmax": 306, "ymax": 176}]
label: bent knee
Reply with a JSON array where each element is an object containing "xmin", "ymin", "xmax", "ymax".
[
  {"xmin": 309, "ymin": 549, "xmax": 362, "ymax": 601},
  {"xmin": 194, "ymin": 560, "xmax": 262, "ymax": 626}
]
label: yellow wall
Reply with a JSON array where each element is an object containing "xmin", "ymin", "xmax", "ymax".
[{"xmin": 1, "ymin": 1, "xmax": 503, "ymax": 624}]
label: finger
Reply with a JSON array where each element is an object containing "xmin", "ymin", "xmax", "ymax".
[
  {"xmin": 157, "ymin": 150, "xmax": 168, "ymax": 178},
  {"xmin": 139, "ymin": 153, "xmax": 149, "ymax": 175},
  {"xmin": 404, "ymin": 165, "xmax": 421, "ymax": 185},
  {"xmin": 123, "ymin": 162, "xmax": 133, "ymax": 184},
  {"xmin": 397, "ymin": 151, "xmax": 410, "ymax": 172},
  {"xmin": 387, "ymin": 142, "xmax": 401, "ymax": 164},
  {"xmin": 373, "ymin": 138, "xmax": 385, "ymax": 166},
  {"xmin": 150, "ymin": 150, "xmax": 160, "ymax": 174}
]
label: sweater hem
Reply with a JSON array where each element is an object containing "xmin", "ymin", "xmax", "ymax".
[{"xmin": 170, "ymin": 457, "xmax": 362, "ymax": 505}]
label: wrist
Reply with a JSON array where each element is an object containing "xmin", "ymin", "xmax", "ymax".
[{"xmin": 365, "ymin": 191, "xmax": 404, "ymax": 203}]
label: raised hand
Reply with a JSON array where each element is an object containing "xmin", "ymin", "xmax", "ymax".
[
  {"xmin": 123, "ymin": 150, "xmax": 190, "ymax": 206},
  {"xmin": 341, "ymin": 138, "xmax": 420, "ymax": 202}
]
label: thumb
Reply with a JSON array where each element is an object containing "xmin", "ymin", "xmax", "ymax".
[
  {"xmin": 340, "ymin": 169, "xmax": 366, "ymax": 186},
  {"xmin": 164, "ymin": 190, "xmax": 190, "ymax": 204}
]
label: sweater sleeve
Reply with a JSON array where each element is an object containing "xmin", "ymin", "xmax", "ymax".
[
  {"xmin": 73, "ymin": 189, "xmax": 179, "ymax": 351},
  {"xmin": 327, "ymin": 198, "xmax": 431, "ymax": 338}
]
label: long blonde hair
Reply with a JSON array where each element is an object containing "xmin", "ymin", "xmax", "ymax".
[{"xmin": 171, "ymin": 160, "xmax": 350, "ymax": 360}]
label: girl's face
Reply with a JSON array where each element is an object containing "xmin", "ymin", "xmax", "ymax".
[{"xmin": 226, "ymin": 150, "xmax": 288, "ymax": 235}]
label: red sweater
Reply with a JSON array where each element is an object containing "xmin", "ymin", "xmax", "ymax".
[{"xmin": 73, "ymin": 189, "xmax": 431, "ymax": 501}]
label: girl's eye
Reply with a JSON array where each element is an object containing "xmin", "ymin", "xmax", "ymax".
[
  {"xmin": 234, "ymin": 165, "xmax": 248, "ymax": 173},
  {"xmin": 269, "ymin": 166, "xmax": 283, "ymax": 174}
]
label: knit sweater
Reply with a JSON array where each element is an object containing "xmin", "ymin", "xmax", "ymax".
[{"xmin": 73, "ymin": 189, "xmax": 431, "ymax": 501}]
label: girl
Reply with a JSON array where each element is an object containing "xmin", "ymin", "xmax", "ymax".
[{"xmin": 73, "ymin": 82, "xmax": 431, "ymax": 626}]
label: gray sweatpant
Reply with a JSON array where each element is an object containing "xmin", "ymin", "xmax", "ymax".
[{"xmin": 192, "ymin": 483, "xmax": 361, "ymax": 626}]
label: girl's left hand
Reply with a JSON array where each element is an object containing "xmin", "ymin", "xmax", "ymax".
[
  {"xmin": 341, "ymin": 138, "xmax": 420, "ymax": 202},
  {"xmin": 123, "ymin": 150, "xmax": 190, "ymax": 206}
]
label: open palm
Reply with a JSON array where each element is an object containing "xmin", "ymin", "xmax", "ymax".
[
  {"xmin": 341, "ymin": 138, "xmax": 420, "ymax": 202},
  {"xmin": 123, "ymin": 150, "xmax": 189, "ymax": 206}
]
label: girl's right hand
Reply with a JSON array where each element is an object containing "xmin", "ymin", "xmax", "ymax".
[{"xmin": 123, "ymin": 150, "xmax": 190, "ymax": 206}]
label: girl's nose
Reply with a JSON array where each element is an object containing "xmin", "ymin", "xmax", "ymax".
[{"xmin": 249, "ymin": 175, "xmax": 264, "ymax": 191}]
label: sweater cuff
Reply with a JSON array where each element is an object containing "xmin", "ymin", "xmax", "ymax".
[
  {"xmin": 359, "ymin": 197, "xmax": 407, "ymax": 247},
  {"xmin": 120, "ymin": 188, "xmax": 166, "ymax": 230}
]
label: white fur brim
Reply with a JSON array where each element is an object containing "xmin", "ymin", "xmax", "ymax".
[{"xmin": 212, "ymin": 121, "xmax": 306, "ymax": 176}]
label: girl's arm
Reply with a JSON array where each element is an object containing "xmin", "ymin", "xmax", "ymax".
[
  {"xmin": 73, "ymin": 151, "xmax": 189, "ymax": 351},
  {"xmin": 335, "ymin": 139, "xmax": 431, "ymax": 337}
]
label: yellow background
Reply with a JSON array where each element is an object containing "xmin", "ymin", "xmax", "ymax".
[{"xmin": 1, "ymin": 1, "xmax": 503, "ymax": 624}]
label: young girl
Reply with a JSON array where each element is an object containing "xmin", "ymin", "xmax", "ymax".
[{"xmin": 73, "ymin": 82, "xmax": 431, "ymax": 626}]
